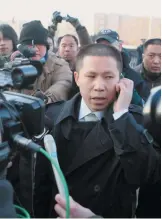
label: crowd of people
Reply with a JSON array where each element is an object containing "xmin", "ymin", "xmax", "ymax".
[{"xmin": 0, "ymin": 11, "xmax": 161, "ymax": 218}]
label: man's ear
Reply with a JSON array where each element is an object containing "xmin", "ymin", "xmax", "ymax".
[
  {"xmin": 142, "ymin": 53, "xmax": 144, "ymax": 61},
  {"xmin": 74, "ymin": 71, "xmax": 79, "ymax": 86}
]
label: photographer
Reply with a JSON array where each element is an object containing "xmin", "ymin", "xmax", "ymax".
[
  {"xmin": 12, "ymin": 20, "xmax": 72, "ymax": 103},
  {"xmin": 51, "ymin": 12, "xmax": 93, "ymax": 100},
  {"xmin": 49, "ymin": 11, "xmax": 92, "ymax": 48},
  {"xmin": 0, "ymin": 24, "xmax": 18, "ymax": 68}
]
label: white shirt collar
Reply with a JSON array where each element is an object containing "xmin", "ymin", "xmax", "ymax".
[{"xmin": 78, "ymin": 98, "xmax": 104, "ymax": 121}]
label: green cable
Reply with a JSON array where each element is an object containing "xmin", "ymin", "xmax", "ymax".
[
  {"xmin": 13, "ymin": 147, "xmax": 70, "ymax": 218},
  {"xmin": 17, "ymin": 213, "xmax": 24, "ymax": 218},
  {"xmin": 14, "ymin": 204, "xmax": 30, "ymax": 218},
  {"xmin": 39, "ymin": 148, "xmax": 70, "ymax": 218}
]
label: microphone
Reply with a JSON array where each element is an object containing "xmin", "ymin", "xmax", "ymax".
[
  {"xmin": 44, "ymin": 134, "xmax": 65, "ymax": 198},
  {"xmin": 0, "ymin": 180, "xmax": 17, "ymax": 217},
  {"xmin": 17, "ymin": 44, "xmax": 36, "ymax": 58}
]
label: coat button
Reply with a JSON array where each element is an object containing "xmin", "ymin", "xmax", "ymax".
[{"xmin": 94, "ymin": 185, "xmax": 101, "ymax": 192}]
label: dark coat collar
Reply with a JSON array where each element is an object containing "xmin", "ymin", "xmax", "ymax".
[
  {"xmin": 55, "ymin": 93, "xmax": 114, "ymax": 125},
  {"xmin": 142, "ymin": 64, "xmax": 161, "ymax": 83},
  {"xmin": 55, "ymin": 93, "xmax": 81, "ymax": 125}
]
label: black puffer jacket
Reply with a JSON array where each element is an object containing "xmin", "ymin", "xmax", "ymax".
[{"xmin": 134, "ymin": 63, "xmax": 161, "ymax": 91}]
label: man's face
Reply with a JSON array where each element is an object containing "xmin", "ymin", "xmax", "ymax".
[
  {"xmin": 0, "ymin": 32, "xmax": 13, "ymax": 56},
  {"xmin": 28, "ymin": 44, "xmax": 46, "ymax": 60},
  {"xmin": 74, "ymin": 56, "xmax": 120, "ymax": 111},
  {"xmin": 47, "ymin": 37, "xmax": 54, "ymax": 52},
  {"xmin": 59, "ymin": 36, "xmax": 78, "ymax": 62},
  {"xmin": 143, "ymin": 44, "xmax": 161, "ymax": 73}
]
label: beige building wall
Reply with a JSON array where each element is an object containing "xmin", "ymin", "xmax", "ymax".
[
  {"xmin": 106, "ymin": 14, "xmax": 120, "ymax": 31},
  {"xmin": 94, "ymin": 13, "xmax": 108, "ymax": 33},
  {"xmin": 118, "ymin": 15, "xmax": 150, "ymax": 45},
  {"xmin": 1, "ymin": 14, "xmax": 161, "ymax": 47},
  {"xmin": 94, "ymin": 13, "xmax": 161, "ymax": 46},
  {"xmin": 150, "ymin": 17, "xmax": 161, "ymax": 38}
]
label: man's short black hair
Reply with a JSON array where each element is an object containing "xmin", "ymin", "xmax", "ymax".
[
  {"xmin": 76, "ymin": 43, "xmax": 123, "ymax": 73},
  {"xmin": 144, "ymin": 38, "xmax": 161, "ymax": 51},
  {"xmin": 57, "ymin": 34, "xmax": 79, "ymax": 46},
  {"xmin": 0, "ymin": 24, "xmax": 18, "ymax": 51}
]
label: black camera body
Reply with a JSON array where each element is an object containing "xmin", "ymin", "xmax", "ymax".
[
  {"xmin": 0, "ymin": 49, "xmax": 44, "ymax": 90},
  {"xmin": 143, "ymin": 86, "xmax": 161, "ymax": 145},
  {"xmin": 0, "ymin": 46, "xmax": 46, "ymax": 173},
  {"xmin": 52, "ymin": 14, "xmax": 63, "ymax": 23},
  {"xmin": 1, "ymin": 91, "xmax": 45, "ymax": 139}
]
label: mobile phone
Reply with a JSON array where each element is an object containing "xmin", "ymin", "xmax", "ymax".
[{"xmin": 116, "ymin": 73, "xmax": 124, "ymax": 98}]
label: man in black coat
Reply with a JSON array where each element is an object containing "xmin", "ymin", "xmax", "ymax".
[
  {"xmin": 68, "ymin": 29, "xmax": 150, "ymax": 104},
  {"xmin": 34, "ymin": 44, "xmax": 160, "ymax": 218},
  {"xmin": 134, "ymin": 38, "xmax": 161, "ymax": 92},
  {"xmin": 95, "ymin": 29, "xmax": 150, "ymax": 102}
]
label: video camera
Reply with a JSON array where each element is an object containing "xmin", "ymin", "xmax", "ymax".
[
  {"xmin": 143, "ymin": 86, "xmax": 161, "ymax": 145},
  {"xmin": 48, "ymin": 11, "xmax": 70, "ymax": 36},
  {"xmin": 0, "ymin": 44, "xmax": 45, "ymax": 90},
  {"xmin": 0, "ymin": 45, "xmax": 46, "ymax": 173}
]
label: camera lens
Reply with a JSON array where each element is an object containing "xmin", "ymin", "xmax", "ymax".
[
  {"xmin": 55, "ymin": 15, "xmax": 62, "ymax": 23},
  {"xmin": 12, "ymin": 65, "xmax": 38, "ymax": 89}
]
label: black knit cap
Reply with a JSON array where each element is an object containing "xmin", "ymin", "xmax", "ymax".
[{"xmin": 19, "ymin": 20, "xmax": 48, "ymax": 46}]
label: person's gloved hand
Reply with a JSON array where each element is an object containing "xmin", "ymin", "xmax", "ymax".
[
  {"xmin": 66, "ymin": 14, "xmax": 81, "ymax": 28},
  {"xmin": 34, "ymin": 90, "xmax": 48, "ymax": 104},
  {"xmin": 49, "ymin": 11, "xmax": 62, "ymax": 35},
  {"xmin": 52, "ymin": 11, "xmax": 63, "ymax": 25},
  {"xmin": 48, "ymin": 25, "xmax": 56, "ymax": 36}
]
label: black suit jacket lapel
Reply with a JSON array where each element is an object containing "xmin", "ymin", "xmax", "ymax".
[{"xmin": 66, "ymin": 121, "xmax": 114, "ymax": 175}]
